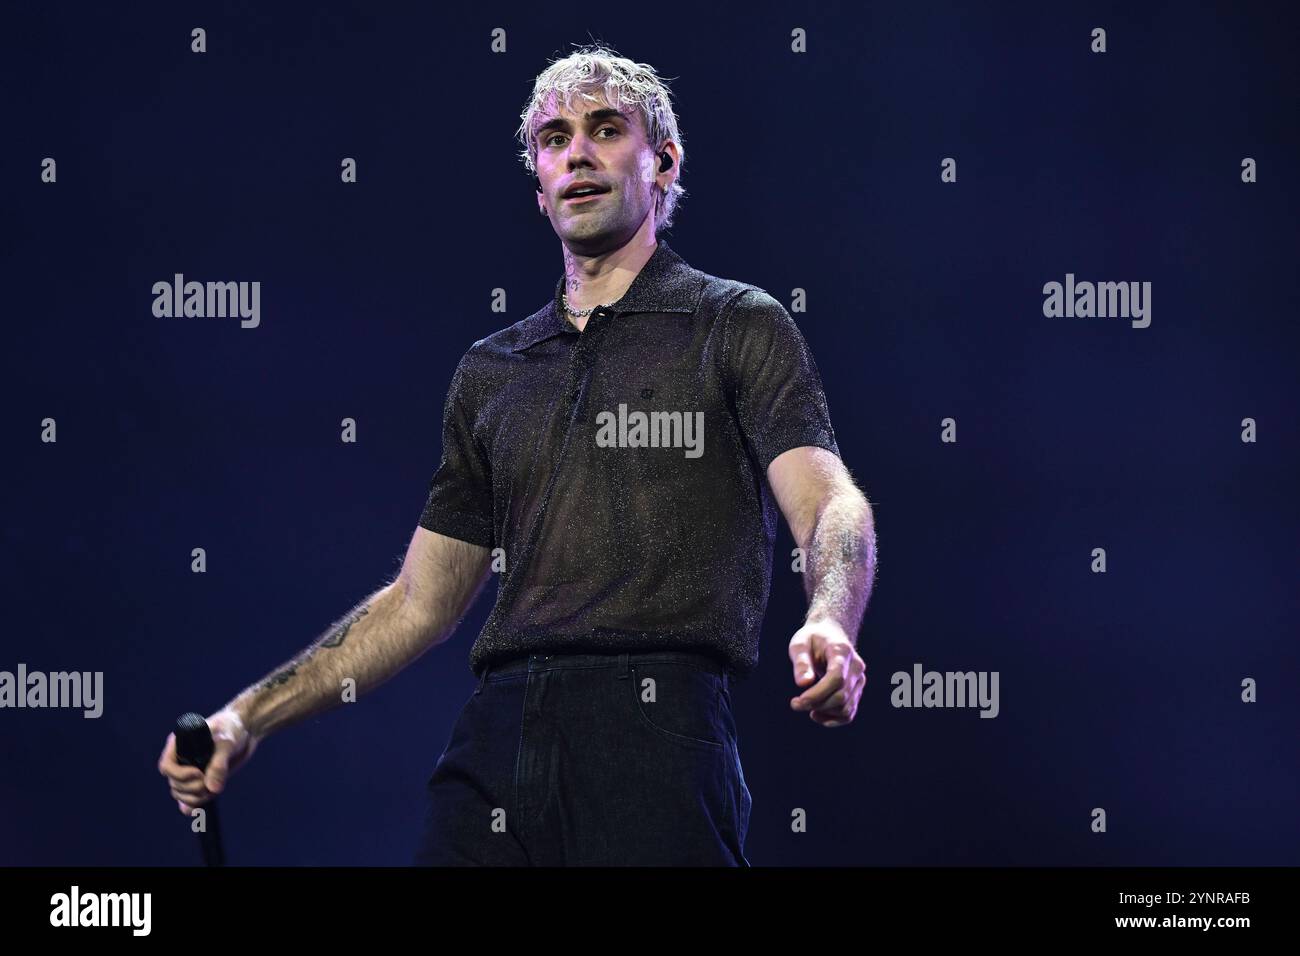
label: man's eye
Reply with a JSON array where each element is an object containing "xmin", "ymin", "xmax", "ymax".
[{"xmin": 544, "ymin": 127, "xmax": 617, "ymax": 147}]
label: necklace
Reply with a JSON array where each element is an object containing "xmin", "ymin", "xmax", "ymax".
[{"xmin": 562, "ymin": 292, "xmax": 610, "ymax": 318}]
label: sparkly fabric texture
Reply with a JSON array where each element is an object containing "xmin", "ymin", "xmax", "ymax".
[{"xmin": 420, "ymin": 240, "xmax": 840, "ymax": 677}]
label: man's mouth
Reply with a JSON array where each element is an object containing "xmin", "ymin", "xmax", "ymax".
[{"xmin": 564, "ymin": 187, "xmax": 610, "ymax": 203}]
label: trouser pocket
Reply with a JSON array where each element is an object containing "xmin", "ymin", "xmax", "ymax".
[{"xmin": 626, "ymin": 659, "xmax": 726, "ymax": 751}]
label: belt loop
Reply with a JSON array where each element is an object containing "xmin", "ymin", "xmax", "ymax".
[
  {"xmin": 475, "ymin": 666, "xmax": 489, "ymax": 694},
  {"xmin": 616, "ymin": 652, "xmax": 630, "ymax": 680}
]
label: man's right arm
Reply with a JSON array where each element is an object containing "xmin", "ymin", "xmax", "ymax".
[
  {"xmin": 228, "ymin": 527, "xmax": 492, "ymax": 740},
  {"xmin": 159, "ymin": 527, "xmax": 491, "ymax": 810}
]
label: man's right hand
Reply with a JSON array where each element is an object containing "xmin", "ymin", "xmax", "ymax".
[{"xmin": 157, "ymin": 709, "xmax": 258, "ymax": 815}]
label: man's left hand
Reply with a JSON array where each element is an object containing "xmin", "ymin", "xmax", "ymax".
[{"xmin": 788, "ymin": 618, "xmax": 865, "ymax": 727}]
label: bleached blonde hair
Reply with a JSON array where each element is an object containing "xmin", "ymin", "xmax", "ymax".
[{"xmin": 516, "ymin": 44, "xmax": 687, "ymax": 234}]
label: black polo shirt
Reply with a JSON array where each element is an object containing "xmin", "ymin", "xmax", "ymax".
[{"xmin": 419, "ymin": 240, "xmax": 840, "ymax": 677}]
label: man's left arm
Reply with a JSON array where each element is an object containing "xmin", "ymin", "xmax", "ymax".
[{"xmin": 768, "ymin": 445, "xmax": 877, "ymax": 727}]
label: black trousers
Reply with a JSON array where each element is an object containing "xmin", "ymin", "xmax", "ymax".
[{"xmin": 413, "ymin": 649, "xmax": 752, "ymax": 866}]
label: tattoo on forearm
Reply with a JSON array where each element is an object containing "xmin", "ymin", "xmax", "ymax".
[
  {"xmin": 256, "ymin": 601, "xmax": 372, "ymax": 692},
  {"xmin": 321, "ymin": 605, "xmax": 368, "ymax": 647},
  {"xmin": 806, "ymin": 499, "xmax": 876, "ymax": 637},
  {"xmin": 262, "ymin": 664, "xmax": 298, "ymax": 689},
  {"xmin": 838, "ymin": 527, "xmax": 871, "ymax": 565}
]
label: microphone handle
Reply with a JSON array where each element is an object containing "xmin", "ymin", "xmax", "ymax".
[
  {"xmin": 174, "ymin": 712, "xmax": 228, "ymax": 867},
  {"xmin": 197, "ymin": 798, "xmax": 226, "ymax": 867}
]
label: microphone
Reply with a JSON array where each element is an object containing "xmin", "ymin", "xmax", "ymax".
[{"xmin": 174, "ymin": 712, "xmax": 227, "ymax": 866}]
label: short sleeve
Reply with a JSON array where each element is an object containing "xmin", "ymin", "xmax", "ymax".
[
  {"xmin": 722, "ymin": 288, "xmax": 840, "ymax": 472},
  {"xmin": 418, "ymin": 358, "xmax": 495, "ymax": 547}
]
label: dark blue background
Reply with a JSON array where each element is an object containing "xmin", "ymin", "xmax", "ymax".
[{"xmin": 3, "ymin": 0, "xmax": 1297, "ymax": 865}]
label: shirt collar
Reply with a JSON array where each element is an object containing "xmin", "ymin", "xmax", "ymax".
[{"xmin": 509, "ymin": 239, "xmax": 705, "ymax": 353}]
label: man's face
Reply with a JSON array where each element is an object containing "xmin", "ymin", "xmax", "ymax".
[{"xmin": 533, "ymin": 94, "xmax": 662, "ymax": 248}]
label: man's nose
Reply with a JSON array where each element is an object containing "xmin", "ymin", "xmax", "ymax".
[{"xmin": 565, "ymin": 133, "xmax": 598, "ymax": 166}]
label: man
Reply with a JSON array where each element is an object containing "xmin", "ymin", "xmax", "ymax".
[{"xmin": 157, "ymin": 44, "xmax": 876, "ymax": 866}]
